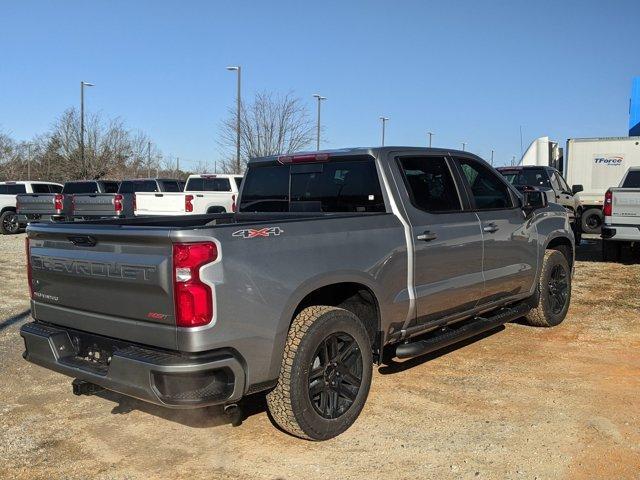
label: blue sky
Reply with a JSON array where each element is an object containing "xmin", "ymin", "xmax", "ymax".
[{"xmin": 1, "ymin": 0, "xmax": 639, "ymax": 169}]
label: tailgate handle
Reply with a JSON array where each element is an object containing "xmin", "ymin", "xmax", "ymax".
[
  {"xmin": 68, "ymin": 235, "xmax": 97, "ymax": 247},
  {"xmin": 155, "ymin": 193, "xmax": 163, "ymax": 197}
]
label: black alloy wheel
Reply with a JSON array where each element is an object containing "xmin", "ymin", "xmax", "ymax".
[
  {"xmin": 308, "ymin": 332, "xmax": 363, "ymax": 420},
  {"xmin": 547, "ymin": 264, "xmax": 569, "ymax": 314}
]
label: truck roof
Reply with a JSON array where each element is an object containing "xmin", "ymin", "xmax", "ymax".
[
  {"xmin": 187, "ymin": 174, "xmax": 242, "ymax": 178},
  {"xmin": 567, "ymin": 136, "xmax": 640, "ymax": 142},
  {"xmin": 0, "ymin": 180, "xmax": 63, "ymax": 185},
  {"xmin": 249, "ymin": 146, "xmax": 477, "ymax": 165}
]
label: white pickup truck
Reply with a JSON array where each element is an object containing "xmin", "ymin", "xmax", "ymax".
[
  {"xmin": 135, "ymin": 174, "xmax": 243, "ymax": 216},
  {"xmin": 0, "ymin": 181, "xmax": 63, "ymax": 234},
  {"xmin": 602, "ymin": 167, "xmax": 640, "ymax": 261}
]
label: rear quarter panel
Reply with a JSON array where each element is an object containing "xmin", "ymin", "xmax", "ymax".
[{"xmin": 172, "ymin": 213, "xmax": 408, "ymax": 388}]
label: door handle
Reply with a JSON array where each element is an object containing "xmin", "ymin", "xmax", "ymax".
[
  {"xmin": 483, "ymin": 223, "xmax": 499, "ymax": 233},
  {"xmin": 416, "ymin": 231, "xmax": 437, "ymax": 241}
]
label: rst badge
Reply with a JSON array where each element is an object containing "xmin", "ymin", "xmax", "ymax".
[{"xmin": 232, "ymin": 227, "xmax": 284, "ymax": 239}]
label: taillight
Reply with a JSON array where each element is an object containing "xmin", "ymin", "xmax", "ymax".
[
  {"xmin": 231, "ymin": 194, "xmax": 237, "ymax": 213},
  {"xmin": 25, "ymin": 238, "xmax": 33, "ymax": 298},
  {"xmin": 277, "ymin": 153, "xmax": 330, "ymax": 164},
  {"xmin": 54, "ymin": 194, "xmax": 63, "ymax": 212},
  {"xmin": 185, "ymin": 194, "xmax": 194, "ymax": 213},
  {"xmin": 603, "ymin": 190, "xmax": 612, "ymax": 217},
  {"xmin": 173, "ymin": 242, "xmax": 217, "ymax": 327},
  {"xmin": 113, "ymin": 194, "xmax": 123, "ymax": 214}
]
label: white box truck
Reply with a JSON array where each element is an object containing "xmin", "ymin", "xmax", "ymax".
[{"xmin": 564, "ymin": 137, "xmax": 640, "ymax": 234}]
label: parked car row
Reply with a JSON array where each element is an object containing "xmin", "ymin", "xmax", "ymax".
[{"xmin": 0, "ymin": 174, "xmax": 243, "ymax": 234}]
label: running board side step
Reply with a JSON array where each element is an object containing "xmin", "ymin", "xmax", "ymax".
[{"xmin": 394, "ymin": 303, "xmax": 531, "ymax": 359}]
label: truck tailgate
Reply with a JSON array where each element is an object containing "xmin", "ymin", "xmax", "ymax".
[
  {"xmin": 611, "ymin": 188, "xmax": 640, "ymax": 225},
  {"xmin": 73, "ymin": 193, "xmax": 118, "ymax": 217},
  {"xmin": 18, "ymin": 194, "xmax": 57, "ymax": 214},
  {"xmin": 135, "ymin": 192, "xmax": 185, "ymax": 216},
  {"xmin": 27, "ymin": 225, "xmax": 177, "ymax": 349}
]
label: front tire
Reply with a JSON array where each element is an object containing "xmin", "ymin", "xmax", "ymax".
[
  {"xmin": 0, "ymin": 210, "xmax": 20, "ymax": 235},
  {"xmin": 526, "ymin": 249, "xmax": 571, "ymax": 327},
  {"xmin": 266, "ymin": 306, "xmax": 373, "ymax": 440}
]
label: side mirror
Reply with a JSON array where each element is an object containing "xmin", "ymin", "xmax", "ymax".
[
  {"xmin": 522, "ymin": 189, "xmax": 548, "ymax": 214},
  {"xmin": 572, "ymin": 184, "xmax": 584, "ymax": 195}
]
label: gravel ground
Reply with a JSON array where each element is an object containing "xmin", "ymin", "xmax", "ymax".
[{"xmin": 0, "ymin": 233, "xmax": 638, "ymax": 479}]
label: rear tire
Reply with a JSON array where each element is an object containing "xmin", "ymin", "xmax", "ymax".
[
  {"xmin": 581, "ymin": 208, "xmax": 603, "ymax": 235},
  {"xmin": 266, "ymin": 306, "xmax": 373, "ymax": 440},
  {"xmin": 526, "ymin": 250, "xmax": 571, "ymax": 327},
  {"xmin": 0, "ymin": 210, "xmax": 20, "ymax": 235},
  {"xmin": 602, "ymin": 240, "xmax": 621, "ymax": 262}
]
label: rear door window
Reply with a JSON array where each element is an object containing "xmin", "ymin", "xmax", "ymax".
[
  {"xmin": 398, "ymin": 157, "xmax": 461, "ymax": 212},
  {"xmin": 240, "ymin": 158, "xmax": 385, "ymax": 213},
  {"xmin": 186, "ymin": 177, "xmax": 232, "ymax": 192}
]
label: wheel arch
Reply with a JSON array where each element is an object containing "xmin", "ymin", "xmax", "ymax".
[
  {"xmin": 545, "ymin": 235, "xmax": 574, "ymax": 268},
  {"xmin": 1, "ymin": 206, "xmax": 17, "ymax": 215}
]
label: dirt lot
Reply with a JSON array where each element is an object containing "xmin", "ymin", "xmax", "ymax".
[{"xmin": 0, "ymin": 233, "xmax": 638, "ymax": 479}]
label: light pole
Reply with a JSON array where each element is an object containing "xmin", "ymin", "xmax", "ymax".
[
  {"xmin": 313, "ymin": 94, "xmax": 326, "ymax": 151},
  {"xmin": 462, "ymin": 142, "xmax": 467, "ymax": 152},
  {"xmin": 80, "ymin": 81, "xmax": 94, "ymax": 177},
  {"xmin": 490, "ymin": 149, "xmax": 494, "ymax": 165},
  {"xmin": 226, "ymin": 66, "xmax": 242, "ymax": 173},
  {"xmin": 147, "ymin": 141, "xmax": 152, "ymax": 178},
  {"xmin": 379, "ymin": 117, "xmax": 389, "ymax": 146},
  {"xmin": 427, "ymin": 131, "xmax": 434, "ymax": 148}
]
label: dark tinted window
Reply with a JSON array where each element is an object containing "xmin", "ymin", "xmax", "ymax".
[
  {"xmin": 234, "ymin": 177, "xmax": 243, "ymax": 189},
  {"xmin": 49, "ymin": 184, "xmax": 63, "ymax": 193},
  {"xmin": 119, "ymin": 180, "xmax": 158, "ymax": 193},
  {"xmin": 399, "ymin": 157, "xmax": 461, "ymax": 212},
  {"xmin": 62, "ymin": 182, "xmax": 99, "ymax": 194},
  {"xmin": 240, "ymin": 158, "xmax": 385, "ymax": 213},
  {"xmin": 161, "ymin": 180, "xmax": 180, "ymax": 192},
  {"xmin": 186, "ymin": 177, "xmax": 232, "ymax": 192},
  {"xmin": 622, "ymin": 170, "xmax": 640, "ymax": 188},
  {"xmin": 458, "ymin": 159, "xmax": 513, "ymax": 210},
  {"xmin": 500, "ymin": 168, "xmax": 551, "ymax": 188},
  {"xmin": 102, "ymin": 182, "xmax": 119, "ymax": 193},
  {"xmin": 0, "ymin": 184, "xmax": 27, "ymax": 194},
  {"xmin": 31, "ymin": 184, "xmax": 51, "ymax": 193}
]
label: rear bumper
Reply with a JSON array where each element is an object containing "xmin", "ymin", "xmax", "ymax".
[
  {"xmin": 20, "ymin": 321, "xmax": 246, "ymax": 408},
  {"xmin": 602, "ymin": 224, "xmax": 640, "ymax": 242},
  {"xmin": 18, "ymin": 213, "xmax": 66, "ymax": 223}
]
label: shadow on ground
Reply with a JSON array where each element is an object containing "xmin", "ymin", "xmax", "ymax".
[{"xmin": 0, "ymin": 309, "xmax": 31, "ymax": 332}]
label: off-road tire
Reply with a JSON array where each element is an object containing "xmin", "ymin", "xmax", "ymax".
[
  {"xmin": 266, "ymin": 306, "xmax": 373, "ymax": 440},
  {"xmin": 602, "ymin": 240, "xmax": 622, "ymax": 262},
  {"xmin": 0, "ymin": 210, "xmax": 20, "ymax": 235},
  {"xmin": 581, "ymin": 208, "xmax": 603, "ymax": 235},
  {"xmin": 526, "ymin": 249, "xmax": 571, "ymax": 327}
]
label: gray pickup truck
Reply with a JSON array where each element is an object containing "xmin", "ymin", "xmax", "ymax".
[
  {"xmin": 21, "ymin": 147, "xmax": 574, "ymax": 440},
  {"xmin": 17, "ymin": 180, "xmax": 120, "ymax": 224},
  {"xmin": 72, "ymin": 178, "xmax": 182, "ymax": 220}
]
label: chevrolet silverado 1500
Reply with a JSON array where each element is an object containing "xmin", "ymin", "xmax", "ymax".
[{"xmin": 20, "ymin": 147, "xmax": 574, "ymax": 440}]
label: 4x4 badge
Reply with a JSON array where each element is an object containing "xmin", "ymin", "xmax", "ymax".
[{"xmin": 232, "ymin": 227, "xmax": 284, "ymax": 239}]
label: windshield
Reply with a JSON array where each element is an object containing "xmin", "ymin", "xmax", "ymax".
[
  {"xmin": 622, "ymin": 171, "xmax": 640, "ymax": 188},
  {"xmin": 500, "ymin": 169, "xmax": 551, "ymax": 188}
]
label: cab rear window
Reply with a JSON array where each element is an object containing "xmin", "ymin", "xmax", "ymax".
[
  {"xmin": 186, "ymin": 177, "xmax": 231, "ymax": 192},
  {"xmin": 622, "ymin": 171, "xmax": 640, "ymax": 188},
  {"xmin": 239, "ymin": 157, "xmax": 385, "ymax": 213},
  {"xmin": 0, "ymin": 184, "xmax": 26, "ymax": 194}
]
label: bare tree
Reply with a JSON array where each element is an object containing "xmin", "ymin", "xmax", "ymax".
[{"xmin": 217, "ymin": 91, "xmax": 315, "ymax": 173}]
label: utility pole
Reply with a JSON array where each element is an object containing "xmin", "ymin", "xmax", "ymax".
[
  {"xmin": 490, "ymin": 149, "xmax": 494, "ymax": 166},
  {"xmin": 313, "ymin": 94, "xmax": 326, "ymax": 150},
  {"xmin": 226, "ymin": 66, "xmax": 242, "ymax": 173},
  {"xmin": 176, "ymin": 157, "xmax": 180, "ymax": 177},
  {"xmin": 427, "ymin": 131, "xmax": 434, "ymax": 148},
  {"xmin": 379, "ymin": 117, "xmax": 389, "ymax": 146},
  {"xmin": 462, "ymin": 142, "xmax": 466, "ymax": 152},
  {"xmin": 511, "ymin": 155, "xmax": 516, "ymax": 166},
  {"xmin": 80, "ymin": 81, "xmax": 95, "ymax": 177},
  {"xmin": 519, "ymin": 125, "xmax": 524, "ymax": 158},
  {"xmin": 147, "ymin": 142, "xmax": 151, "ymax": 178}
]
